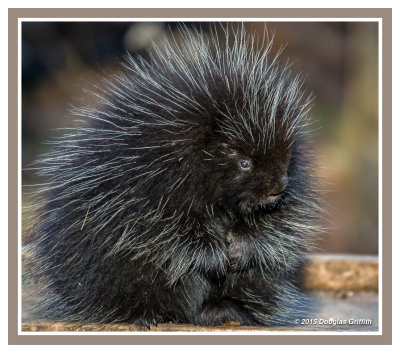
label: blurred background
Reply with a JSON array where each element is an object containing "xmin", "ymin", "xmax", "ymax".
[{"xmin": 21, "ymin": 21, "xmax": 379, "ymax": 254}]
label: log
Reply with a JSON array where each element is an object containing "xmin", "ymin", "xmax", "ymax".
[{"xmin": 303, "ymin": 254, "xmax": 378, "ymax": 292}]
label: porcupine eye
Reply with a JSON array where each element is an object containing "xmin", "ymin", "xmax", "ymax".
[{"xmin": 239, "ymin": 160, "xmax": 251, "ymax": 171}]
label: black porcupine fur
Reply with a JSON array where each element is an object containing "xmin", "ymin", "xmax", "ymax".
[{"xmin": 24, "ymin": 23, "xmax": 321, "ymax": 327}]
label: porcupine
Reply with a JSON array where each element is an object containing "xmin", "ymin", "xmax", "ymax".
[{"xmin": 24, "ymin": 23, "xmax": 321, "ymax": 327}]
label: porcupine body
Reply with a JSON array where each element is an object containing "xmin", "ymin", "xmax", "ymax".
[{"xmin": 25, "ymin": 24, "xmax": 320, "ymax": 327}]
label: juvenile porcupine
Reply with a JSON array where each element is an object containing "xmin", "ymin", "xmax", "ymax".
[{"xmin": 24, "ymin": 23, "xmax": 321, "ymax": 327}]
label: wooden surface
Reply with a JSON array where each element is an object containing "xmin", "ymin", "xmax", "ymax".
[
  {"xmin": 21, "ymin": 322, "xmax": 300, "ymax": 332},
  {"xmin": 21, "ymin": 254, "xmax": 379, "ymax": 332}
]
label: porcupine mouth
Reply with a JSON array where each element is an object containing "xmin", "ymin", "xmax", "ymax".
[
  {"xmin": 259, "ymin": 192, "xmax": 284, "ymax": 205},
  {"xmin": 239, "ymin": 191, "xmax": 284, "ymax": 214}
]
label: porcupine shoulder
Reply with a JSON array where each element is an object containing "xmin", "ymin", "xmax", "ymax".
[{"xmin": 23, "ymin": 23, "xmax": 321, "ymax": 327}]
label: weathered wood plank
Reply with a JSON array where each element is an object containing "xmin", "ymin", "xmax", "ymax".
[{"xmin": 21, "ymin": 321, "xmax": 304, "ymax": 332}]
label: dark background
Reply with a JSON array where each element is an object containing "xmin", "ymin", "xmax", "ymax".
[{"xmin": 21, "ymin": 22, "xmax": 379, "ymax": 254}]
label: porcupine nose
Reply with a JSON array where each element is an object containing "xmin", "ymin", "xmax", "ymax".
[{"xmin": 264, "ymin": 175, "xmax": 288, "ymax": 204}]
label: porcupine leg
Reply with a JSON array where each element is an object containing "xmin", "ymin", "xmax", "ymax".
[
  {"xmin": 198, "ymin": 229, "xmax": 302, "ymax": 326},
  {"xmin": 223, "ymin": 266, "xmax": 309, "ymax": 326},
  {"xmin": 193, "ymin": 271, "xmax": 278, "ymax": 326},
  {"xmin": 226, "ymin": 270, "xmax": 280, "ymax": 326},
  {"xmin": 193, "ymin": 273, "xmax": 260, "ymax": 326}
]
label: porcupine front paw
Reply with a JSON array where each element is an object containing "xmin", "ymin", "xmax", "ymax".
[{"xmin": 130, "ymin": 316, "xmax": 161, "ymax": 330}]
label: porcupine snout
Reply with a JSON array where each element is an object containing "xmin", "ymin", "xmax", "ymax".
[{"xmin": 262, "ymin": 174, "xmax": 289, "ymax": 204}]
